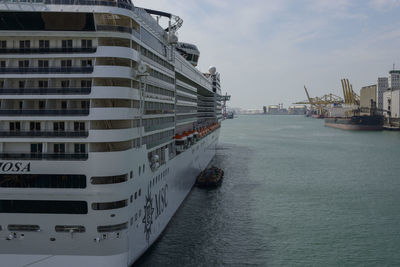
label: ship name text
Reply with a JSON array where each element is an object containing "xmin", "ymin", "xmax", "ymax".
[
  {"xmin": 155, "ymin": 184, "xmax": 168, "ymax": 220},
  {"xmin": 0, "ymin": 162, "xmax": 31, "ymax": 173}
]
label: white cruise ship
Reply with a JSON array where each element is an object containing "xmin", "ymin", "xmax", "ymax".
[{"xmin": 0, "ymin": 1, "xmax": 223, "ymax": 266}]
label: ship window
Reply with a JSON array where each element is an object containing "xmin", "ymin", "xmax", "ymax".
[
  {"xmin": 30, "ymin": 122, "xmax": 41, "ymax": 131},
  {"xmin": 19, "ymin": 40, "xmax": 30, "ymax": 49},
  {"xmin": 81, "ymin": 80, "xmax": 91, "ymax": 88},
  {"xmin": 91, "ymin": 200, "xmax": 128, "ymax": 210},
  {"xmin": 61, "ymin": 80, "xmax": 70, "ymax": 88},
  {"xmin": 97, "ymin": 222, "xmax": 127, "ymax": 233},
  {"xmin": 91, "ymin": 174, "xmax": 128, "ymax": 185},
  {"xmin": 61, "ymin": 60, "xmax": 72, "ymax": 68},
  {"xmin": 74, "ymin": 122, "xmax": 85, "ymax": 131},
  {"xmin": 39, "ymin": 101, "xmax": 45, "ymax": 110},
  {"xmin": 9, "ymin": 122, "xmax": 21, "ymax": 131},
  {"xmin": 130, "ymin": 195, "xmax": 133, "ymax": 203},
  {"xmin": 18, "ymin": 60, "xmax": 29, "ymax": 68},
  {"xmin": 38, "ymin": 80, "xmax": 48, "ymax": 88},
  {"xmin": 0, "ymin": 12, "xmax": 95, "ymax": 31},
  {"xmin": 0, "ymin": 61, "xmax": 5, "ymax": 68},
  {"xmin": 8, "ymin": 225, "xmax": 40, "ymax": 232},
  {"xmin": 134, "ymin": 192, "xmax": 137, "ymax": 199},
  {"xmin": 39, "ymin": 40, "xmax": 49, "ymax": 49},
  {"xmin": 81, "ymin": 60, "xmax": 92, "ymax": 67},
  {"xmin": 54, "ymin": 144, "xmax": 65, "ymax": 153},
  {"xmin": 31, "ymin": 143, "xmax": 43, "ymax": 153},
  {"xmin": 0, "ymin": 174, "xmax": 87, "ymax": 188},
  {"xmin": 74, "ymin": 144, "xmax": 86, "ymax": 153},
  {"xmin": 62, "ymin": 40, "xmax": 73, "ymax": 49},
  {"xmin": 53, "ymin": 121, "xmax": 65, "ymax": 131},
  {"xmin": 81, "ymin": 39, "xmax": 92, "ymax": 48},
  {"xmin": 55, "ymin": 225, "xmax": 85, "ymax": 233},
  {"xmin": 130, "ymin": 171, "xmax": 133, "ymax": 179},
  {"xmin": 0, "ymin": 40, "xmax": 6, "ymax": 48},
  {"xmin": 0, "ymin": 80, "xmax": 3, "ymax": 88},
  {"xmin": 38, "ymin": 60, "xmax": 49, "ymax": 68},
  {"xmin": 81, "ymin": 100, "xmax": 89, "ymax": 109},
  {"xmin": 0, "ymin": 200, "xmax": 88, "ymax": 214},
  {"xmin": 139, "ymin": 189, "xmax": 141, "ymax": 196},
  {"xmin": 61, "ymin": 101, "xmax": 67, "ymax": 109}
]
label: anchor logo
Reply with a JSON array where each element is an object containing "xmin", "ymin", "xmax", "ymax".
[{"xmin": 142, "ymin": 187, "xmax": 154, "ymax": 243}]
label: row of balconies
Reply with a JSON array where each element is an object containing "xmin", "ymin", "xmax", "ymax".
[
  {"xmin": 0, "ymin": 87, "xmax": 91, "ymax": 95},
  {"xmin": 0, "ymin": 67, "xmax": 93, "ymax": 74},
  {"xmin": 0, "ymin": 131, "xmax": 88, "ymax": 138},
  {"xmin": 0, "ymin": 109, "xmax": 89, "ymax": 116},
  {"xmin": 0, "ymin": 48, "xmax": 96, "ymax": 54},
  {"xmin": 0, "ymin": 152, "xmax": 88, "ymax": 160}
]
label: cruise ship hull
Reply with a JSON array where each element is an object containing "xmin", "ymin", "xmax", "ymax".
[{"xmin": 0, "ymin": 129, "xmax": 220, "ymax": 267}]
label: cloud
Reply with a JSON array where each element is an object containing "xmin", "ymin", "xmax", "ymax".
[
  {"xmin": 133, "ymin": 0, "xmax": 400, "ymax": 108},
  {"xmin": 370, "ymin": 0, "xmax": 400, "ymax": 10}
]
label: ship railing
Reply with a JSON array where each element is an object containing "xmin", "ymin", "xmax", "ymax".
[
  {"xmin": 0, "ymin": 0, "xmax": 165, "ymax": 40},
  {"xmin": 0, "ymin": 47, "xmax": 96, "ymax": 54},
  {"xmin": 97, "ymin": 25, "xmax": 133, "ymax": 34},
  {"xmin": 0, "ymin": 153, "xmax": 88, "ymax": 160},
  {"xmin": 0, "ymin": 109, "xmax": 90, "ymax": 116},
  {"xmin": 0, "ymin": 67, "xmax": 93, "ymax": 74},
  {"xmin": 0, "ymin": 87, "xmax": 91, "ymax": 95},
  {"xmin": 145, "ymin": 136, "xmax": 173, "ymax": 149},
  {"xmin": 144, "ymin": 122, "xmax": 174, "ymax": 133},
  {"xmin": 144, "ymin": 109, "xmax": 174, "ymax": 115},
  {"xmin": 176, "ymin": 117, "xmax": 197, "ymax": 124},
  {"xmin": 0, "ymin": 131, "xmax": 89, "ymax": 137},
  {"xmin": 0, "ymin": 0, "xmax": 134, "ymax": 11}
]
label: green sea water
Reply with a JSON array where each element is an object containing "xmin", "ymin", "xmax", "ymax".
[{"xmin": 136, "ymin": 115, "xmax": 400, "ymax": 267}]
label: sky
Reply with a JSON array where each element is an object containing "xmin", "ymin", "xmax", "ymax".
[{"xmin": 134, "ymin": 0, "xmax": 400, "ymax": 109}]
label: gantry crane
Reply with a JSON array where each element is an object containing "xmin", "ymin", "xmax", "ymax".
[
  {"xmin": 221, "ymin": 93, "xmax": 231, "ymax": 119},
  {"xmin": 341, "ymin": 79, "xmax": 360, "ymax": 106},
  {"xmin": 295, "ymin": 86, "xmax": 344, "ymax": 116}
]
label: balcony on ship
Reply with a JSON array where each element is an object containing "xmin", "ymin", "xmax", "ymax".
[
  {"xmin": 0, "ymin": 99, "xmax": 90, "ymax": 116},
  {"xmin": 0, "ymin": 142, "xmax": 88, "ymax": 161},
  {"xmin": 0, "ymin": 131, "xmax": 88, "ymax": 138},
  {"xmin": 0, "ymin": 87, "xmax": 91, "ymax": 95},
  {"xmin": 0, "ymin": 47, "xmax": 96, "ymax": 55},
  {"xmin": 0, "ymin": 67, "xmax": 93, "ymax": 74},
  {"xmin": 0, "ymin": 78, "xmax": 92, "ymax": 95},
  {"xmin": 0, "ymin": 121, "xmax": 88, "ymax": 138},
  {"xmin": 0, "ymin": 152, "xmax": 88, "ymax": 160}
]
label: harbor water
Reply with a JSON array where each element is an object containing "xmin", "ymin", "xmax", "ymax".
[{"xmin": 135, "ymin": 115, "xmax": 400, "ymax": 266}]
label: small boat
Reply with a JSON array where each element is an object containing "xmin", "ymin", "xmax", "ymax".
[{"xmin": 196, "ymin": 166, "xmax": 224, "ymax": 188}]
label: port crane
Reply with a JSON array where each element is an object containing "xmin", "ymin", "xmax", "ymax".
[
  {"xmin": 295, "ymin": 86, "xmax": 344, "ymax": 116},
  {"xmin": 341, "ymin": 79, "xmax": 360, "ymax": 106},
  {"xmin": 221, "ymin": 93, "xmax": 231, "ymax": 119}
]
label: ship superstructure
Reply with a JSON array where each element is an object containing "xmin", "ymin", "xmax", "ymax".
[{"xmin": 0, "ymin": 1, "xmax": 223, "ymax": 266}]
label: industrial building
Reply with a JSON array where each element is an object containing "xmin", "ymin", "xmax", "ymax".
[
  {"xmin": 360, "ymin": 84, "xmax": 377, "ymax": 111},
  {"xmin": 288, "ymin": 105, "xmax": 307, "ymax": 115},
  {"xmin": 383, "ymin": 89, "xmax": 400, "ymax": 118},
  {"xmin": 382, "ymin": 70, "xmax": 400, "ymax": 127},
  {"xmin": 377, "ymin": 77, "xmax": 388, "ymax": 113},
  {"xmin": 266, "ymin": 104, "xmax": 288, "ymax": 115}
]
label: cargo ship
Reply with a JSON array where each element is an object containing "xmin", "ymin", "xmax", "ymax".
[{"xmin": 325, "ymin": 115, "xmax": 383, "ymax": 130}]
